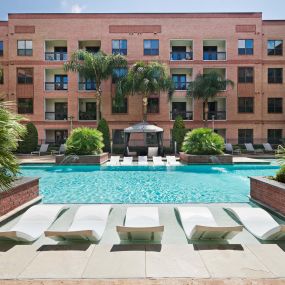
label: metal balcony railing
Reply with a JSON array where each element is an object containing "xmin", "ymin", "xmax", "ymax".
[
  {"xmin": 45, "ymin": 112, "xmax": 68, "ymax": 120},
  {"xmin": 203, "ymin": 51, "xmax": 226, "ymax": 61},
  {"xmin": 45, "ymin": 82, "xmax": 68, "ymax": 91},
  {"xmin": 79, "ymin": 111, "xmax": 97, "ymax": 120},
  {"xmin": 170, "ymin": 51, "xmax": 193, "ymax": 60},
  {"xmin": 78, "ymin": 82, "xmax": 96, "ymax": 91},
  {"xmin": 173, "ymin": 81, "xmax": 191, "ymax": 90},
  {"xmin": 206, "ymin": 111, "xmax": 226, "ymax": 120},
  {"xmin": 170, "ymin": 111, "xmax": 193, "ymax": 120},
  {"xmin": 45, "ymin": 52, "xmax": 67, "ymax": 61}
]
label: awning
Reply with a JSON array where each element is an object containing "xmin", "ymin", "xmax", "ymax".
[{"xmin": 124, "ymin": 122, "xmax": 163, "ymax": 133}]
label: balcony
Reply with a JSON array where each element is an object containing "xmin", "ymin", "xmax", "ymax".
[
  {"xmin": 79, "ymin": 40, "xmax": 100, "ymax": 54},
  {"xmin": 203, "ymin": 40, "xmax": 226, "ymax": 61},
  {"xmin": 79, "ymin": 99, "xmax": 96, "ymax": 121},
  {"xmin": 206, "ymin": 111, "xmax": 226, "ymax": 120},
  {"xmin": 45, "ymin": 129, "xmax": 68, "ymax": 145},
  {"xmin": 45, "ymin": 112, "xmax": 68, "ymax": 120},
  {"xmin": 45, "ymin": 69, "xmax": 68, "ymax": 91},
  {"xmin": 170, "ymin": 40, "xmax": 193, "ymax": 61},
  {"xmin": 173, "ymin": 81, "xmax": 191, "ymax": 91},
  {"xmin": 170, "ymin": 98, "xmax": 193, "ymax": 121},
  {"xmin": 170, "ymin": 110, "xmax": 193, "ymax": 120},
  {"xmin": 45, "ymin": 40, "xmax": 67, "ymax": 61},
  {"xmin": 45, "ymin": 99, "xmax": 68, "ymax": 120},
  {"xmin": 171, "ymin": 68, "xmax": 193, "ymax": 92},
  {"xmin": 204, "ymin": 98, "xmax": 226, "ymax": 120},
  {"xmin": 78, "ymin": 81, "xmax": 96, "ymax": 91}
]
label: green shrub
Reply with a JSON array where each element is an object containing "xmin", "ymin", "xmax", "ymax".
[
  {"xmin": 97, "ymin": 118, "xmax": 110, "ymax": 152},
  {"xmin": 66, "ymin": 127, "xmax": 104, "ymax": 155},
  {"xmin": 172, "ymin": 115, "xmax": 187, "ymax": 152},
  {"xmin": 275, "ymin": 165, "xmax": 285, "ymax": 183},
  {"xmin": 17, "ymin": 122, "xmax": 38, "ymax": 153},
  {"xmin": 182, "ymin": 128, "xmax": 224, "ymax": 155}
]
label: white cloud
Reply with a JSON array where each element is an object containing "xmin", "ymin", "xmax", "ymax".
[
  {"xmin": 61, "ymin": 1, "xmax": 85, "ymax": 13},
  {"xmin": 71, "ymin": 4, "xmax": 85, "ymax": 13}
]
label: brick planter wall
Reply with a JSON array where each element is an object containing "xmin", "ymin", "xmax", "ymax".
[
  {"xmin": 55, "ymin": 153, "xmax": 109, "ymax": 165},
  {"xmin": 180, "ymin": 152, "xmax": 233, "ymax": 164},
  {"xmin": 250, "ymin": 176, "xmax": 285, "ymax": 216},
  {"xmin": 0, "ymin": 177, "xmax": 39, "ymax": 216}
]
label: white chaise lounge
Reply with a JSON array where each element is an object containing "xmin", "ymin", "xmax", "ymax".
[
  {"xmin": 52, "ymin": 144, "xmax": 66, "ymax": 155},
  {"xmin": 263, "ymin": 143, "xmax": 274, "ymax": 153},
  {"xmin": 117, "ymin": 207, "xmax": 164, "ymax": 242},
  {"xmin": 225, "ymin": 143, "xmax": 241, "ymax": 155},
  {"xmin": 147, "ymin": 147, "xmax": 158, "ymax": 157},
  {"xmin": 31, "ymin": 144, "xmax": 49, "ymax": 156},
  {"xmin": 0, "ymin": 205, "xmax": 65, "ymax": 242},
  {"xmin": 177, "ymin": 207, "xmax": 243, "ymax": 240},
  {"xmin": 138, "ymin": 156, "xmax": 148, "ymax": 166},
  {"xmin": 45, "ymin": 205, "xmax": 111, "ymax": 242},
  {"xmin": 166, "ymin": 156, "xmax": 180, "ymax": 166},
  {"xmin": 226, "ymin": 207, "xmax": 285, "ymax": 241},
  {"xmin": 245, "ymin": 143, "xmax": 263, "ymax": 154},
  {"xmin": 153, "ymin": 156, "xmax": 165, "ymax": 166},
  {"xmin": 121, "ymin": 157, "xmax": 133, "ymax": 166},
  {"xmin": 107, "ymin": 156, "xmax": 120, "ymax": 166}
]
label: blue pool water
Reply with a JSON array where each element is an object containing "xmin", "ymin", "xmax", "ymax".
[{"xmin": 20, "ymin": 164, "xmax": 279, "ymax": 204}]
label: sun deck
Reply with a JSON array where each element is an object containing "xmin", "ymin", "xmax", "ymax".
[{"xmin": 0, "ymin": 203, "xmax": 285, "ymax": 281}]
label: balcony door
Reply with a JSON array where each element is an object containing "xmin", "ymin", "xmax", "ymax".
[
  {"xmin": 205, "ymin": 101, "xmax": 217, "ymax": 120},
  {"xmin": 203, "ymin": 46, "xmax": 217, "ymax": 60},
  {"xmin": 54, "ymin": 75, "xmax": 68, "ymax": 90},
  {"xmin": 172, "ymin": 46, "xmax": 186, "ymax": 60},
  {"xmin": 55, "ymin": 102, "xmax": 67, "ymax": 120},
  {"xmin": 172, "ymin": 102, "xmax": 186, "ymax": 119},
  {"xmin": 172, "ymin": 74, "xmax": 187, "ymax": 90},
  {"xmin": 54, "ymin": 47, "xmax": 67, "ymax": 60},
  {"xmin": 54, "ymin": 130, "xmax": 68, "ymax": 144}
]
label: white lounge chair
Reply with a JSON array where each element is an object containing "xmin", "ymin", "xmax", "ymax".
[
  {"xmin": 177, "ymin": 207, "xmax": 243, "ymax": 240},
  {"xmin": 107, "ymin": 156, "xmax": 120, "ymax": 166},
  {"xmin": 153, "ymin": 156, "xmax": 165, "ymax": 166},
  {"xmin": 226, "ymin": 207, "xmax": 285, "ymax": 241},
  {"xmin": 166, "ymin": 156, "xmax": 180, "ymax": 166},
  {"xmin": 117, "ymin": 207, "xmax": 164, "ymax": 242},
  {"xmin": 31, "ymin": 144, "xmax": 49, "ymax": 156},
  {"xmin": 45, "ymin": 205, "xmax": 111, "ymax": 242},
  {"xmin": 245, "ymin": 143, "xmax": 263, "ymax": 154},
  {"xmin": 127, "ymin": 146, "xmax": 137, "ymax": 156},
  {"xmin": 121, "ymin": 156, "xmax": 133, "ymax": 166},
  {"xmin": 263, "ymin": 143, "xmax": 274, "ymax": 153},
  {"xmin": 225, "ymin": 143, "xmax": 241, "ymax": 155},
  {"xmin": 138, "ymin": 156, "xmax": 148, "ymax": 166},
  {"xmin": 147, "ymin": 147, "xmax": 158, "ymax": 157},
  {"xmin": 52, "ymin": 144, "xmax": 66, "ymax": 155},
  {"xmin": 0, "ymin": 205, "xmax": 65, "ymax": 242}
]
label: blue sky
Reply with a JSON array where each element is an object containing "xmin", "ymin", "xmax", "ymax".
[{"xmin": 0, "ymin": 0, "xmax": 285, "ymax": 21}]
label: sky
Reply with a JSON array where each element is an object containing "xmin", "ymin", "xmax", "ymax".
[{"xmin": 0, "ymin": 0, "xmax": 285, "ymax": 21}]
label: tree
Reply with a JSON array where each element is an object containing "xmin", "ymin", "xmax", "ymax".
[
  {"xmin": 97, "ymin": 118, "xmax": 111, "ymax": 152},
  {"xmin": 17, "ymin": 122, "xmax": 38, "ymax": 153},
  {"xmin": 172, "ymin": 115, "xmax": 187, "ymax": 152},
  {"xmin": 0, "ymin": 101, "xmax": 26, "ymax": 191},
  {"xmin": 187, "ymin": 71, "xmax": 234, "ymax": 127},
  {"xmin": 116, "ymin": 61, "xmax": 174, "ymax": 121},
  {"xmin": 64, "ymin": 50, "xmax": 127, "ymax": 122}
]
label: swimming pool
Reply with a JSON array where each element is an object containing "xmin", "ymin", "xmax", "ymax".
[{"xmin": 19, "ymin": 164, "xmax": 279, "ymax": 204}]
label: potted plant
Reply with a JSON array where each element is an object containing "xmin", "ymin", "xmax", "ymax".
[
  {"xmin": 180, "ymin": 128, "xmax": 233, "ymax": 164},
  {"xmin": 55, "ymin": 127, "xmax": 108, "ymax": 165}
]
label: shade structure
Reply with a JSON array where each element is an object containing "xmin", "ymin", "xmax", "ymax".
[{"xmin": 124, "ymin": 122, "xmax": 164, "ymax": 155}]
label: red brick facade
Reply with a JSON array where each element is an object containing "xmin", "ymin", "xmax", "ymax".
[{"xmin": 0, "ymin": 12, "xmax": 284, "ymax": 147}]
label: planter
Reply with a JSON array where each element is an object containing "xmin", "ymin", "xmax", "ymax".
[
  {"xmin": 179, "ymin": 152, "xmax": 233, "ymax": 164},
  {"xmin": 250, "ymin": 176, "xmax": 285, "ymax": 216},
  {"xmin": 55, "ymin": 153, "xmax": 109, "ymax": 165},
  {"xmin": 0, "ymin": 177, "xmax": 39, "ymax": 216}
]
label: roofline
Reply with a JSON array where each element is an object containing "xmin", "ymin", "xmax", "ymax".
[
  {"xmin": 263, "ymin": 20, "xmax": 285, "ymax": 25},
  {"xmin": 8, "ymin": 12, "xmax": 263, "ymax": 20},
  {"xmin": 0, "ymin": 21, "xmax": 8, "ymax": 26}
]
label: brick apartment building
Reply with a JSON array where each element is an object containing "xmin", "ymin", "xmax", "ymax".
[{"xmin": 0, "ymin": 12, "xmax": 284, "ymax": 148}]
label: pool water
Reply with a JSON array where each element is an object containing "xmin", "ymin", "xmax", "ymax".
[{"xmin": 20, "ymin": 164, "xmax": 279, "ymax": 204}]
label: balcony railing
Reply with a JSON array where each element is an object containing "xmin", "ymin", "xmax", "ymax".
[
  {"xmin": 45, "ymin": 52, "xmax": 67, "ymax": 61},
  {"xmin": 45, "ymin": 82, "xmax": 68, "ymax": 91},
  {"xmin": 203, "ymin": 51, "xmax": 226, "ymax": 61},
  {"xmin": 79, "ymin": 111, "xmax": 97, "ymax": 120},
  {"xmin": 78, "ymin": 82, "xmax": 96, "ymax": 91},
  {"xmin": 45, "ymin": 112, "xmax": 68, "ymax": 120},
  {"xmin": 170, "ymin": 111, "xmax": 193, "ymax": 120},
  {"xmin": 170, "ymin": 51, "xmax": 193, "ymax": 60},
  {"xmin": 206, "ymin": 111, "xmax": 226, "ymax": 120},
  {"xmin": 173, "ymin": 81, "xmax": 191, "ymax": 90},
  {"xmin": 112, "ymin": 48, "xmax": 127, "ymax": 55}
]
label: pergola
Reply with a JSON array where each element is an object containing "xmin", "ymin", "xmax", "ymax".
[{"xmin": 124, "ymin": 122, "xmax": 164, "ymax": 155}]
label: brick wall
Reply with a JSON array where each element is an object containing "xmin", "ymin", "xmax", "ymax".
[
  {"xmin": 0, "ymin": 177, "xmax": 39, "ymax": 216},
  {"xmin": 250, "ymin": 177, "xmax": 285, "ymax": 216}
]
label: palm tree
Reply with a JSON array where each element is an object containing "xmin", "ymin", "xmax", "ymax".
[
  {"xmin": 115, "ymin": 61, "xmax": 174, "ymax": 121},
  {"xmin": 64, "ymin": 50, "xmax": 127, "ymax": 122},
  {"xmin": 187, "ymin": 71, "xmax": 234, "ymax": 127},
  {"xmin": 0, "ymin": 99, "xmax": 26, "ymax": 191}
]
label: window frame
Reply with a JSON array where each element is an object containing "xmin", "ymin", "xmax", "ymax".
[
  {"xmin": 0, "ymin": 41, "xmax": 3, "ymax": 56},
  {"xmin": 238, "ymin": 67, "xmax": 254, "ymax": 83},
  {"xmin": 238, "ymin": 129, "xmax": 253, "ymax": 144},
  {"xmin": 238, "ymin": 39, "xmax": 254, "ymax": 55},
  {"xmin": 112, "ymin": 97, "xmax": 128, "ymax": 114},
  {"xmin": 238, "ymin": 97, "xmax": 254, "ymax": 113},
  {"xmin": 268, "ymin": 68, "xmax": 283, "ymax": 84},
  {"xmin": 17, "ymin": 40, "xmax": 33, "ymax": 56},
  {"xmin": 267, "ymin": 40, "xmax": 283, "ymax": 56},
  {"xmin": 147, "ymin": 97, "xmax": 160, "ymax": 114},
  {"xmin": 112, "ymin": 39, "xmax": 127, "ymax": 55},
  {"xmin": 268, "ymin": 129, "xmax": 282, "ymax": 144},
  {"xmin": 144, "ymin": 39, "xmax": 159, "ymax": 56},
  {"xmin": 17, "ymin": 98, "xmax": 34, "ymax": 114},
  {"xmin": 17, "ymin": 68, "xmax": 33, "ymax": 84},
  {"xmin": 268, "ymin": 98, "xmax": 283, "ymax": 113}
]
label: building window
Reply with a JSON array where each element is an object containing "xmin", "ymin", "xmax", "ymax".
[
  {"xmin": 112, "ymin": 40, "xmax": 127, "ymax": 55},
  {"xmin": 112, "ymin": 98, "xmax": 128, "ymax": 113},
  {"xmin": 112, "ymin": 68, "xmax": 128, "ymax": 83},
  {"xmin": 238, "ymin": 39, "xmax": 253, "ymax": 55},
  {"xmin": 18, "ymin": 98, "xmax": 33, "ymax": 114},
  {"xmin": 17, "ymin": 68, "xmax": 33, "ymax": 84},
  {"xmin": 268, "ymin": 68, "xmax": 283, "ymax": 84},
  {"xmin": 17, "ymin": 40, "xmax": 33, "ymax": 56},
  {"xmin": 0, "ymin": 69, "xmax": 3, "ymax": 84},
  {"xmin": 112, "ymin": 129, "xmax": 124, "ymax": 144},
  {"xmin": 144, "ymin": 40, "xmax": 159, "ymax": 55},
  {"xmin": 268, "ymin": 129, "xmax": 282, "ymax": 144},
  {"xmin": 238, "ymin": 97, "xmax": 254, "ymax": 113},
  {"xmin": 214, "ymin": 129, "xmax": 226, "ymax": 141},
  {"xmin": 172, "ymin": 74, "xmax": 187, "ymax": 90},
  {"xmin": 268, "ymin": 98, "xmax": 283, "ymax": 113},
  {"xmin": 238, "ymin": 67, "xmax": 254, "ymax": 83},
  {"xmin": 147, "ymin": 98, "xmax": 159, "ymax": 113},
  {"xmin": 238, "ymin": 129, "xmax": 253, "ymax": 144},
  {"xmin": 0, "ymin": 41, "xmax": 3, "ymax": 56},
  {"xmin": 267, "ymin": 40, "xmax": 283, "ymax": 56}
]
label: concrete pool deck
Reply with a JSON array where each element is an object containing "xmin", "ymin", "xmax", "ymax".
[{"xmin": 0, "ymin": 203, "xmax": 285, "ymax": 282}]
